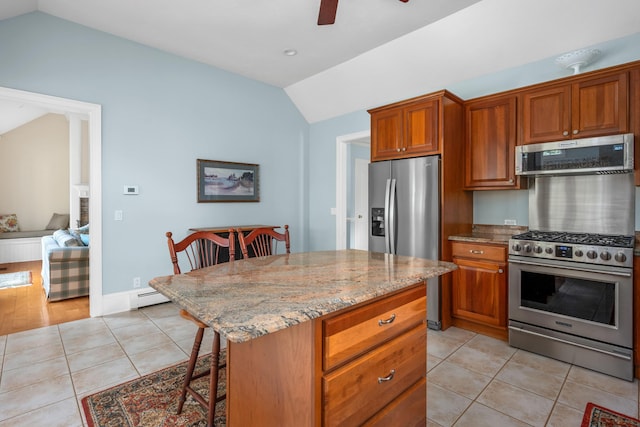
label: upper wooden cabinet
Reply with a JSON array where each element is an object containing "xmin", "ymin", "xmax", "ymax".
[
  {"xmin": 520, "ymin": 71, "xmax": 629, "ymax": 144},
  {"xmin": 369, "ymin": 92, "xmax": 448, "ymax": 162},
  {"xmin": 464, "ymin": 95, "xmax": 522, "ymax": 190}
]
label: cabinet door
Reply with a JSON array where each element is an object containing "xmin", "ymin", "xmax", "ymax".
[
  {"xmin": 521, "ymin": 85, "xmax": 571, "ymax": 144},
  {"xmin": 371, "ymin": 109, "xmax": 403, "ymax": 161},
  {"xmin": 404, "ymin": 99, "xmax": 439, "ymax": 156},
  {"xmin": 572, "ymin": 72, "xmax": 628, "ymax": 138},
  {"xmin": 464, "ymin": 96, "xmax": 518, "ymax": 189},
  {"xmin": 452, "ymin": 257, "xmax": 506, "ymax": 327}
]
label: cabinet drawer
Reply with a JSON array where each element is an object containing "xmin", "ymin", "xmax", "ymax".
[
  {"xmin": 323, "ymin": 285, "xmax": 426, "ymax": 370},
  {"xmin": 363, "ymin": 377, "xmax": 426, "ymax": 427},
  {"xmin": 452, "ymin": 242, "xmax": 506, "ymax": 262},
  {"xmin": 322, "ymin": 324, "xmax": 426, "ymax": 427}
]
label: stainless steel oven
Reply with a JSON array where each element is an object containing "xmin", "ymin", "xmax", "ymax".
[
  {"xmin": 508, "ymin": 150, "xmax": 635, "ymax": 381},
  {"xmin": 509, "ymin": 254, "xmax": 633, "ymax": 380}
]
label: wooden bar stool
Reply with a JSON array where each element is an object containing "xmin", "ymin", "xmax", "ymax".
[{"xmin": 166, "ymin": 229, "xmax": 235, "ymax": 426}]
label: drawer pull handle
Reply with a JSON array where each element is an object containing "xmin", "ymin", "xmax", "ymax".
[
  {"xmin": 378, "ymin": 369, "xmax": 396, "ymax": 384},
  {"xmin": 470, "ymin": 250, "xmax": 484, "ymax": 254},
  {"xmin": 378, "ymin": 314, "xmax": 396, "ymax": 326}
]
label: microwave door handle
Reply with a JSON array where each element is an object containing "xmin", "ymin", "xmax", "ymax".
[{"xmin": 384, "ymin": 178, "xmax": 391, "ymax": 253}]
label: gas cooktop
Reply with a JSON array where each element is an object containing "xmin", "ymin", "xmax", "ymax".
[
  {"xmin": 511, "ymin": 231, "xmax": 635, "ymax": 248},
  {"xmin": 509, "ymin": 230, "xmax": 635, "ymax": 268}
]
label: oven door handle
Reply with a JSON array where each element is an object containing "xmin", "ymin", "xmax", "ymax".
[
  {"xmin": 508, "ymin": 325, "xmax": 632, "ymax": 361},
  {"xmin": 508, "ymin": 258, "xmax": 632, "ymax": 278}
]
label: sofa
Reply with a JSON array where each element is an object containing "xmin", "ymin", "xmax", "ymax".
[{"xmin": 41, "ymin": 228, "xmax": 90, "ymax": 301}]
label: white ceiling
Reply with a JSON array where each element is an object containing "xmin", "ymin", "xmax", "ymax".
[{"xmin": 1, "ymin": 0, "xmax": 640, "ymax": 126}]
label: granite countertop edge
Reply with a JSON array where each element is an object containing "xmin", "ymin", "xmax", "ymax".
[{"xmin": 149, "ymin": 250, "xmax": 457, "ymax": 344}]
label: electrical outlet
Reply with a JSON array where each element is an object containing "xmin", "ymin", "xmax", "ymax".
[
  {"xmin": 504, "ymin": 219, "xmax": 517, "ymax": 225},
  {"xmin": 133, "ymin": 277, "xmax": 141, "ymax": 288}
]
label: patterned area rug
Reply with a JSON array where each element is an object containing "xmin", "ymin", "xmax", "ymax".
[
  {"xmin": 582, "ymin": 402, "xmax": 640, "ymax": 427},
  {"xmin": 82, "ymin": 352, "xmax": 226, "ymax": 427},
  {"xmin": 0, "ymin": 271, "xmax": 32, "ymax": 289}
]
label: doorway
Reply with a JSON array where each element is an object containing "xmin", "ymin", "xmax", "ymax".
[
  {"xmin": 0, "ymin": 86, "xmax": 103, "ymax": 318},
  {"xmin": 335, "ymin": 130, "xmax": 370, "ymax": 250}
]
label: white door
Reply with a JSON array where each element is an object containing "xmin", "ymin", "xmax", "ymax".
[{"xmin": 353, "ymin": 158, "xmax": 369, "ymax": 250}]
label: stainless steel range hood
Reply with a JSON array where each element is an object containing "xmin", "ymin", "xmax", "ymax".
[{"xmin": 515, "ymin": 133, "xmax": 634, "ymax": 176}]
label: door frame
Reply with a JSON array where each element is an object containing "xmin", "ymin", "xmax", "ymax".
[
  {"xmin": 0, "ymin": 86, "xmax": 104, "ymax": 317},
  {"xmin": 335, "ymin": 130, "xmax": 370, "ymax": 250}
]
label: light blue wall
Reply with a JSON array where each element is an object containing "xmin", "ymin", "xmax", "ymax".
[{"xmin": 0, "ymin": 12, "xmax": 309, "ymax": 294}]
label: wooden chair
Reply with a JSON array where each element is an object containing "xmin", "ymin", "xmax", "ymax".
[
  {"xmin": 166, "ymin": 229, "xmax": 235, "ymax": 426},
  {"xmin": 238, "ymin": 225, "xmax": 290, "ymax": 258}
]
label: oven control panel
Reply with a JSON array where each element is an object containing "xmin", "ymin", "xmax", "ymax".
[{"xmin": 508, "ymin": 239, "xmax": 634, "ymax": 268}]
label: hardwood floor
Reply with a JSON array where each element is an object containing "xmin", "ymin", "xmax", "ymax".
[{"xmin": 0, "ymin": 260, "xmax": 89, "ymax": 336}]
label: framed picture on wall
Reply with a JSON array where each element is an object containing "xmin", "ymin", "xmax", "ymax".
[{"xmin": 197, "ymin": 159, "xmax": 260, "ymax": 203}]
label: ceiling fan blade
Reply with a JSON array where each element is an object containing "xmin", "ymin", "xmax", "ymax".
[{"xmin": 318, "ymin": 0, "xmax": 338, "ymax": 25}]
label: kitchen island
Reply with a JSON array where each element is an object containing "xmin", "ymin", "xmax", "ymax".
[{"xmin": 149, "ymin": 249, "xmax": 457, "ymax": 426}]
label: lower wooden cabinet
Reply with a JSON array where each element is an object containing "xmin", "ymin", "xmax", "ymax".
[
  {"xmin": 451, "ymin": 241, "xmax": 508, "ymax": 340},
  {"xmin": 227, "ymin": 283, "xmax": 428, "ymax": 426},
  {"xmin": 322, "ymin": 285, "xmax": 427, "ymax": 426}
]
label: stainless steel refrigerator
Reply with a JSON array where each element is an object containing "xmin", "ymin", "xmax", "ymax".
[{"xmin": 369, "ymin": 155, "xmax": 441, "ymax": 329}]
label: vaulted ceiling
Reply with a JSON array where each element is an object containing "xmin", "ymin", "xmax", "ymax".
[{"xmin": 1, "ymin": 0, "xmax": 640, "ymax": 126}]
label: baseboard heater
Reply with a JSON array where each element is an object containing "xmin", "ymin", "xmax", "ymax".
[{"xmin": 130, "ymin": 289, "xmax": 169, "ymax": 309}]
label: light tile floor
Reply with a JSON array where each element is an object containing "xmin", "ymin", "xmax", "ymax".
[
  {"xmin": 427, "ymin": 326, "xmax": 639, "ymax": 426},
  {"xmin": 0, "ymin": 303, "xmax": 637, "ymax": 426},
  {"xmin": 0, "ymin": 302, "xmax": 216, "ymax": 427}
]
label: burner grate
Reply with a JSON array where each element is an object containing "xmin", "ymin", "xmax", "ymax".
[{"xmin": 511, "ymin": 231, "xmax": 635, "ymax": 248}]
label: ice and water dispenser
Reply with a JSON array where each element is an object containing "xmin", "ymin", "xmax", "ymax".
[{"xmin": 371, "ymin": 208, "xmax": 385, "ymax": 237}]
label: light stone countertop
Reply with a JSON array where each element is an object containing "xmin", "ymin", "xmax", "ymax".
[
  {"xmin": 149, "ymin": 249, "xmax": 456, "ymax": 343},
  {"xmin": 449, "ymin": 224, "xmax": 528, "ymax": 245}
]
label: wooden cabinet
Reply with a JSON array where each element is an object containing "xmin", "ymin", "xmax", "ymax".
[
  {"xmin": 227, "ymin": 283, "xmax": 428, "ymax": 426},
  {"xmin": 370, "ymin": 108, "xmax": 403, "ymax": 161},
  {"xmin": 630, "ymin": 67, "xmax": 640, "ymax": 186},
  {"xmin": 521, "ymin": 71, "xmax": 628, "ymax": 144},
  {"xmin": 370, "ymin": 92, "xmax": 454, "ymax": 161},
  {"xmin": 321, "ymin": 285, "xmax": 427, "ymax": 426},
  {"xmin": 451, "ymin": 241, "xmax": 508, "ymax": 340},
  {"xmin": 464, "ymin": 95, "xmax": 523, "ymax": 190}
]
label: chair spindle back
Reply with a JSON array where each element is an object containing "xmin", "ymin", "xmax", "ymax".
[{"xmin": 166, "ymin": 230, "xmax": 235, "ymax": 274}]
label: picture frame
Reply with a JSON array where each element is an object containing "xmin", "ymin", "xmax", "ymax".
[{"xmin": 197, "ymin": 159, "xmax": 260, "ymax": 203}]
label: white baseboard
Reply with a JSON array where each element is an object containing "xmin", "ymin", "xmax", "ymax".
[{"xmin": 100, "ymin": 287, "xmax": 169, "ymax": 316}]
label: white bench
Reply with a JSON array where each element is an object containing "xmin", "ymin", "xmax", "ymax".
[{"xmin": 0, "ymin": 231, "xmax": 51, "ymax": 263}]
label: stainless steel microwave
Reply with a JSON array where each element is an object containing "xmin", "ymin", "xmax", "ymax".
[{"xmin": 515, "ymin": 133, "xmax": 634, "ymax": 176}]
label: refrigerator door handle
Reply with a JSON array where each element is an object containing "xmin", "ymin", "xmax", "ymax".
[
  {"xmin": 384, "ymin": 178, "xmax": 391, "ymax": 253},
  {"xmin": 389, "ymin": 178, "xmax": 397, "ymax": 254}
]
